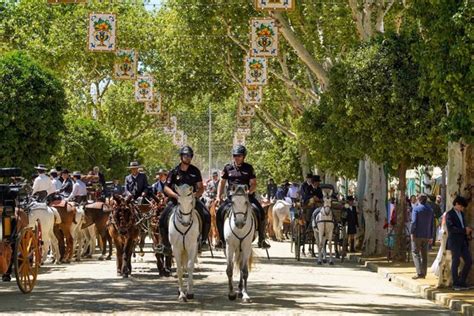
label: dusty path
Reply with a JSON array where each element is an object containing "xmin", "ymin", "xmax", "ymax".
[{"xmin": 0, "ymin": 241, "xmax": 454, "ymax": 315}]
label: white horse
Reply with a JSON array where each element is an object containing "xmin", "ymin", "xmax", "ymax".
[
  {"xmin": 169, "ymin": 184, "xmax": 200, "ymax": 302},
  {"xmin": 27, "ymin": 202, "xmax": 61, "ymax": 264},
  {"xmin": 71, "ymin": 207, "xmax": 86, "ymax": 262},
  {"xmin": 272, "ymin": 199, "xmax": 291, "ymax": 241},
  {"xmin": 312, "ymin": 189, "xmax": 335, "ymax": 265},
  {"xmin": 224, "ymin": 185, "xmax": 256, "ymax": 303}
]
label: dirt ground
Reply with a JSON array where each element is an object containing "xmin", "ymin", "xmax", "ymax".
[{"xmin": 0, "ymin": 240, "xmax": 455, "ymax": 315}]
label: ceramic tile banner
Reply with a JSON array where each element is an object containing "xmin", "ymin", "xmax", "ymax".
[
  {"xmin": 156, "ymin": 112, "xmax": 170, "ymax": 127},
  {"xmin": 250, "ymin": 18, "xmax": 278, "ymax": 57},
  {"xmin": 135, "ymin": 76, "xmax": 154, "ymax": 102},
  {"xmin": 243, "ymin": 85, "xmax": 263, "ymax": 104},
  {"xmin": 254, "ymin": 0, "xmax": 294, "ymax": 11},
  {"xmin": 233, "ymin": 133, "xmax": 246, "ymax": 146},
  {"xmin": 88, "ymin": 13, "xmax": 116, "ymax": 52},
  {"xmin": 245, "ymin": 56, "xmax": 268, "ymax": 86},
  {"xmin": 239, "ymin": 103, "xmax": 255, "ymax": 117},
  {"xmin": 114, "ymin": 49, "xmax": 138, "ymax": 80}
]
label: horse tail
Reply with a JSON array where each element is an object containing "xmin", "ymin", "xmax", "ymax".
[
  {"xmin": 51, "ymin": 207, "xmax": 62, "ymax": 224},
  {"xmin": 234, "ymin": 248, "xmax": 256, "ymax": 273},
  {"xmin": 180, "ymin": 250, "xmax": 188, "ymax": 272}
]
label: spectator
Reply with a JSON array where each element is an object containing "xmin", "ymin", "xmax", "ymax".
[
  {"xmin": 344, "ymin": 196, "xmax": 359, "ymax": 252},
  {"xmin": 152, "ymin": 169, "xmax": 168, "ymax": 195},
  {"xmin": 266, "ymin": 178, "xmax": 277, "ymax": 200},
  {"xmin": 446, "ymin": 196, "xmax": 472, "ymax": 290},
  {"xmin": 410, "ymin": 193, "xmax": 434, "ymax": 279},
  {"xmin": 287, "ymin": 182, "xmax": 300, "ymax": 203},
  {"xmin": 93, "ymin": 166, "xmax": 106, "ymax": 188}
]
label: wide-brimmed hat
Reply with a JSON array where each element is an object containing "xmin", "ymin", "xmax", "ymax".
[
  {"xmin": 156, "ymin": 168, "xmax": 167, "ymax": 175},
  {"xmin": 72, "ymin": 171, "xmax": 81, "ymax": 177},
  {"xmin": 312, "ymin": 175, "xmax": 321, "ymax": 182},
  {"xmin": 127, "ymin": 161, "xmax": 142, "ymax": 169},
  {"xmin": 34, "ymin": 164, "xmax": 47, "ymax": 171}
]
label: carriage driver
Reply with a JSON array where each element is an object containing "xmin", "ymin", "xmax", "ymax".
[
  {"xmin": 216, "ymin": 145, "xmax": 271, "ymax": 249},
  {"xmin": 159, "ymin": 146, "xmax": 211, "ymax": 255}
]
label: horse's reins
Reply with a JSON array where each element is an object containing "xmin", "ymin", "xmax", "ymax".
[
  {"xmin": 228, "ymin": 193, "xmax": 254, "ymax": 252},
  {"xmin": 172, "ymin": 201, "xmax": 195, "ymax": 252}
]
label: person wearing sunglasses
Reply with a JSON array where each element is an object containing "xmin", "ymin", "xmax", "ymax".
[{"xmin": 215, "ymin": 145, "xmax": 271, "ymax": 249}]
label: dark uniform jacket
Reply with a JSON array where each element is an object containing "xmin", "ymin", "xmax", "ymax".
[
  {"xmin": 124, "ymin": 172, "xmax": 149, "ymax": 200},
  {"xmin": 165, "ymin": 164, "xmax": 202, "ymax": 203},
  {"xmin": 221, "ymin": 162, "xmax": 256, "ymax": 195}
]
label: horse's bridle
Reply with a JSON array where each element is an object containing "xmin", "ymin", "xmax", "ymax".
[
  {"xmin": 228, "ymin": 192, "xmax": 254, "ymax": 252},
  {"xmin": 172, "ymin": 194, "xmax": 196, "ymax": 251}
]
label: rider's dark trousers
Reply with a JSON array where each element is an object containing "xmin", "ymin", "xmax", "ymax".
[
  {"xmin": 216, "ymin": 195, "xmax": 266, "ymax": 244},
  {"xmin": 159, "ymin": 199, "xmax": 211, "ymax": 246}
]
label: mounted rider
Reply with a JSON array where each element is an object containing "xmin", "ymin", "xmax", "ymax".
[
  {"xmin": 205, "ymin": 171, "xmax": 220, "ymax": 200},
  {"xmin": 32, "ymin": 164, "xmax": 56, "ymax": 203},
  {"xmin": 151, "ymin": 168, "xmax": 168, "ymax": 195},
  {"xmin": 301, "ymin": 174, "xmax": 324, "ymax": 228},
  {"xmin": 124, "ymin": 161, "xmax": 149, "ymax": 200},
  {"xmin": 159, "ymin": 146, "xmax": 211, "ymax": 255},
  {"xmin": 59, "ymin": 169, "xmax": 73, "ymax": 197},
  {"xmin": 66, "ymin": 171, "xmax": 88, "ymax": 204},
  {"xmin": 215, "ymin": 145, "xmax": 271, "ymax": 249}
]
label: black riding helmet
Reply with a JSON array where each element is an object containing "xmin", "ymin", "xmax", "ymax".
[
  {"xmin": 179, "ymin": 145, "xmax": 194, "ymax": 158},
  {"xmin": 232, "ymin": 145, "xmax": 247, "ymax": 156}
]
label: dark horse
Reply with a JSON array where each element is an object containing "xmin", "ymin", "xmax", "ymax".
[{"xmin": 107, "ymin": 195, "xmax": 139, "ymax": 278}]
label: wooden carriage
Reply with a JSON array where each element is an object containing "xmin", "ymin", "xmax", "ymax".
[{"xmin": 0, "ymin": 168, "xmax": 41, "ymax": 293}]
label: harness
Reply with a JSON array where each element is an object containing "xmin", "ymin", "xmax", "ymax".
[
  {"xmin": 227, "ymin": 192, "xmax": 255, "ymax": 252},
  {"xmin": 314, "ymin": 206, "xmax": 334, "ymax": 238},
  {"xmin": 172, "ymin": 205, "xmax": 195, "ymax": 252}
]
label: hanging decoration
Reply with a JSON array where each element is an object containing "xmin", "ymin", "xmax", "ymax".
[
  {"xmin": 114, "ymin": 49, "xmax": 138, "ymax": 80},
  {"xmin": 47, "ymin": 0, "xmax": 86, "ymax": 3},
  {"xmin": 254, "ymin": 0, "xmax": 294, "ymax": 11},
  {"xmin": 239, "ymin": 103, "xmax": 255, "ymax": 117},
  {"xmin": 145, "ymin": 91, "xmax": 162, "ymax": 115},
  {"xmin": 88, "ymin": 13, "xmax": 116, "ymax": 52},
  {"xmin": 243, "ymin": 85, "xmax": 263, "ymax": 104},
  {"xmin": 135, "ymin": 76, "xmax": 154, "ymax": 102},
  {"xmin": 173, "ymin": 130, "xmax": 185, "ymax": 146},
  {"xmin": 156, "ymin": 112, "xmax": 170, "ymax": 127},
  {"xmin": 233, "ymin": 133, "xmax": 246, "ymax": 146},
  {"xmin": 250, "ymin": 18, "xmax": 278, "ymax": 57},
  {"xmin": 245, "ymin": 56, "xmax": 268, "ymax": 86}
]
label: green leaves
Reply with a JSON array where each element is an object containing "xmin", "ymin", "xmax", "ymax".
[{"xmin": 0, "ymin": 50, "xmax": 67, "ymax": 175}]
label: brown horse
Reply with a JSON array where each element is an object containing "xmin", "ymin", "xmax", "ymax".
[
  {"xmin": 51, "ymin": 200, "xmax": 76, "ymax": 263},
  {"xmin": 208, "ymin": 199, "xmax": 219, "ymax": 247},
  {"xmin": 107, "ymin": 195, "xmax": 139, "ymax": 278},
  {"xmin": 83, "ymin": 200, "xmax": 113, "ymax": 260},
  {"xmin": 262, "ymin": 201, "xmax": 276, "ymax": 240}
]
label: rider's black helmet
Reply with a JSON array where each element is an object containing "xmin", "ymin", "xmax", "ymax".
[
  {"xmin": 232, "ymin": 145, "xmax": 247, "ymax": 156},
  {"xmin": 179, "ymin": 146, "xmax": 194, "ymax": 158}
]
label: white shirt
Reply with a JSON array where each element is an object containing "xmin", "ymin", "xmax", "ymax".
[
  {"xmin": 455, "ymin": 210, "xmax": 464, "ymax": 228},
  {"xmin": 287, "ymin": 185, "xmax": 299, "ymax": 199},
  {"xmin": 32, "ymin": 174, "xmax": 56, "ymax": 196},
  {"xmin": 52, "ymin": 177, "xmax": 62, "ymax": 191},
  {"xmin": 67, "ymin": 179, "xmax": 87, "ymax": 201}
]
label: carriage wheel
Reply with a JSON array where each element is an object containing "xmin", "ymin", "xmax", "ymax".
[{"xmin": 14, "ymin": 227, "xmax": 40, "ymax": 294}]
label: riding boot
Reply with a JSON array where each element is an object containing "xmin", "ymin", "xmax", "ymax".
[
  {"xmin": 257, "ymin": 217, "xmax": 271, "ymax": 249},
  {"xmin": 350, "ymin": 239, "xmax": 355, "ymax": 252},
  {"xmin": 216, "ymin": 207, "xmax": 225, "ymax": 249},
  {"xmin": 200, "ymin": 221, "xmax": 210, "ymax": 252},
  {"xmin": 160, "ymin": 230, "xmax": 172, "ymax": 256}
]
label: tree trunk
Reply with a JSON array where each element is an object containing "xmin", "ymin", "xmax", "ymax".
[
  {"xmin": 298, "ymin": 143, "xmax": 310, "ymax": 179},
  {"xmin": 394, "ymin": 162, "xmax": 408, "ymax": 261},
  {"xmin": 438, "ymin": 142, "xmax": 474, "ymax": 286},
  {"xmin": 362, "ymin": 159, "xmax": 387, "ymax": 255}
]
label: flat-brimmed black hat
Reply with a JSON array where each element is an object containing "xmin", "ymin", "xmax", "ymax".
[
  {"xmin": 312, "ymin": 175, "xmax": 321, "ymax": 182},
  {"xmin": 127, "ymin": 161, "xmax": 142, "ymax": 169},
  {"xmin": 34, "ymin": 164, "xmax": 47, "ymax": 171}
]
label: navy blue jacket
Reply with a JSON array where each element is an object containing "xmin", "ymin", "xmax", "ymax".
[
  {"xmin": 446, "ymin": 208, "xmax": 469, "ymax": 251},
  {"xmin": 410, "ymin": 203, "xmax": 434, "ymax": 239},
  {"xmin": 124, "ymin": 173, "xmax": 149, "ymax": 200}
]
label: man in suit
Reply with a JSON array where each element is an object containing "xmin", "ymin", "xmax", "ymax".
[
  {"xmin": 124, "ymin": 161, "xmax": 149, "ymax": 200},
  {"xmin": 410, "ymin": 193, "xmax": 434, "ymax": 279},
  {"xmin": 446, "ymin": 196, "xmax": 472, "ymax": 290}
]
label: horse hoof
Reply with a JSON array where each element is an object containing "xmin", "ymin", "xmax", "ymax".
[
  {"xmin": 238, "ymin": 292, "xmax": 243, "ymax": 299},
  {"xmin": 178, "ymin": 294, "xmax": 187, "ymax": 302},
  {"xmin": 98, "ymin": 256, "xmax": 105, "ymax": 261},
  {"xmin": 122, "ymin": 274, "xmax": 129, "ymax": 279},
  {"xmin": 322, "ymin": 259, "xmax": 327, "ymax": 264},
  {"xmin": 317, "ymin": 261, "xmax": 322, "ymax": 265},
  {"xmin": 86, "ymin": 255, "xmax": 93, "ymax": 259},
  {"xmin": 117, "ymin": 272, "xmax": 122, "ymax": 277},
  {"xmin": 106, "ymin": 256, "xmax": 112, "ymax": 261},
  {"xmin": 242, "ymin": 298, "xmax": 252, "ymax": 303},
  {"xmin": 329, "ymin": 261, "xmax": 334, "ymax": 265},
  {"xmin": 228, "ymin": 293, "xmax": 237, "ymax": 301},
  {"xmin": 186, "ymin": 293, "xmax": 194, "ymax": 300}
]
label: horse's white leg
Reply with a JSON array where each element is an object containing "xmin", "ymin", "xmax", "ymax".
[
  {"xmin": 175, "ymin": 249, "xmax": 187, "ymax": 302},
  {"xmin": 272, "ymin": 215, "xmax": 280, "ymax": 241},
  {"xmin": 317, "ymin": 228, "xmax": 323, "ymax": 265},
  {"xmin": 186, "ymin": 248, "xmax": 196, "ymax": 300},
  {"xmin": 226, "ymin": 245, "xmax": 236, "ymax": 300},
  {"xmin": 240, "ymin": 250, "xmax": 251, "ymax": 303},
  {"xmin": 328, "ymin": 233, "xmax": 334, "ymax": 265},
  {"xmin": 49, "ymin": 230, "xmax": 60, "ymax": 264}
]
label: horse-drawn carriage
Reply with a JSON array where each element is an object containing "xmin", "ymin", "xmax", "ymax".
[{"xmin": 0, "ymin": 168, "xmax": 41, "ymax": 293}]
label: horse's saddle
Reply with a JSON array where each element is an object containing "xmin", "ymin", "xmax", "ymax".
[
  {"xmin": 50, "ymin": 200, "xmax": 67, "ymax": 208},
  {"xmin": 85, "ymin": 201, "xmax": 113, "ymax": 213}
]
